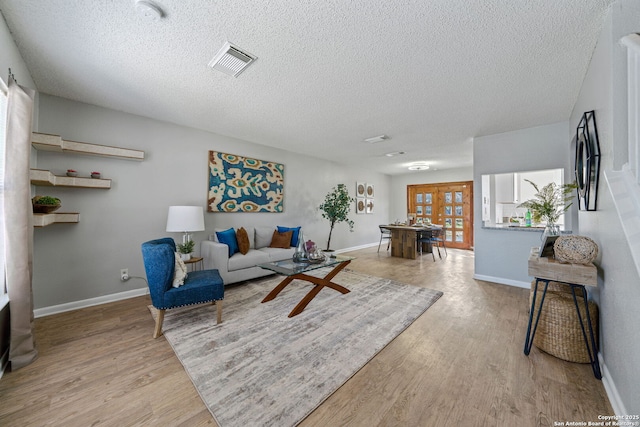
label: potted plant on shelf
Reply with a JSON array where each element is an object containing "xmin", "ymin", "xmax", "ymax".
[
  {"xmin": 318, "ymin": 183, "xmax": 355, "ymax": 252},
  {"xmin": 176, "ymin": 240, "xmax": 195, "ymax": 261},
  {"xmin": 31, "ymin": 195, "xmax": 61, "ymax": 213},
  {"xmin": 517, "ymin": 180, "xmax": 577, "ymax": 236}
]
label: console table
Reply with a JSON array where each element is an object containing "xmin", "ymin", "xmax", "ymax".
[{"xmin": 525, "ymin": 248, "xmax": 601, "ymax": 379}]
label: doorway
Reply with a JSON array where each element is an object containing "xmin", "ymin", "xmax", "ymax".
[{"xmin": 407, "ymin": 181, "xmax": 474, "ymax": 250}]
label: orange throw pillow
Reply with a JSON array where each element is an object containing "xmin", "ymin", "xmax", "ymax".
[
  {"xmin": 270, "ymin": 230, "xmax": 293, "ymax": 249},
  {"xmin": 236, "ymin": 227, "xmax": 250, "ymax": 255}
]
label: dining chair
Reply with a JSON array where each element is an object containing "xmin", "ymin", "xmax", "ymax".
[
  {"xmin": 431, "ymin": 227, "xmax": 447, "ymax": 259},
  {"xmin": 418, "ymin": 227, "xmax": 447, "ymax": 261},
  {"xmin": 378, "ymin": 225, "xmax": 392, "ymax": 253}
]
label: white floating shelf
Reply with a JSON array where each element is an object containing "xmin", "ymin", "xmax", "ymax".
[
  {"xmin": 30, "ymin": 169, "xmax": 111, "ymax": 189},
  {"xmin": 32, "ymin": 132, "xmax": 144, "ymax": 161},
  {"xmin": 33, "ymin": 213, "xmax": 80, "ymax": 227}
]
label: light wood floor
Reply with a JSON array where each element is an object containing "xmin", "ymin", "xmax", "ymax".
[{"xmin": 0, "ymin": 247, "xmax": 612, "ymax": 426}]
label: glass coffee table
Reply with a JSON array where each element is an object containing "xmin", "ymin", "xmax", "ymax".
[{"xmin": 258, "ymin": 255, "xmax": 355, "ymax": 317}]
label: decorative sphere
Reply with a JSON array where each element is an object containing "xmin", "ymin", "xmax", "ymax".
[{"xmin": 553, "ymin": 235, "xmax": 598, "ymax": 264}]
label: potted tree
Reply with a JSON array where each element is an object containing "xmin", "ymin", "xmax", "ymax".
[
  {"xmin": 176, "ymin": 240, "xmax": 195, "ymax": 261},
  {"xmin": 318, "ymin": 183, "xmax": 355, "ymax": 251}
]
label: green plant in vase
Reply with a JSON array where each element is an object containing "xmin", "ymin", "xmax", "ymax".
[
  {"xmin": 318, "ymin": 183, "xmax": 355, "ymax": 251},
  {"xmin": 517, "ymin": 180, "xmax": 577, "ymax": 235},
  {"xmin": 176, "ymin": 240, "xmax": 195, "ymax": 260}
]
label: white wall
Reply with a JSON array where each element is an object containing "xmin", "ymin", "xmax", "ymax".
[
  {"xmin": 389, "ymin": 167, "xmax": 473, "ymax": 223},
  {"xmin": 570, "ymin": 0, "xmax": 640, "ymax": 415},
  {"xmin": 32, "ymin": 94, "xmax": 391, "ymax": 309},
  {"xmin": 473, "ymin": 122, "xmax": 574, "ymax": 286},
  {"xmin": 0, "ymin": 12, "xmax": 35, "ymax": 90}
]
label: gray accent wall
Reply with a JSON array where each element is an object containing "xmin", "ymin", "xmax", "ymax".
[
  {"xmin": 32, "ymin": 95, "xmax": 390, "ymax": 309},
  {"xmin": 569, "ymin": 0, "xmax": 640, "ymax": 415},
  {"xmin": 473, "ymin": 122, "xmax": 575, "ymax": 286}
]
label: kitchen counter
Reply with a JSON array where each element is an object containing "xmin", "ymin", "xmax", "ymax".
[{"xmin": 482, "ymin": 223, "xmax": 571, "ymax": 233}]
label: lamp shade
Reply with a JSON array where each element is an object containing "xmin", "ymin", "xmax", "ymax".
[{"xmin": 166, "ymin": 206, "xmax": 205, "ymax": 232}]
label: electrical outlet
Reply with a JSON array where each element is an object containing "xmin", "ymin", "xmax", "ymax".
[{"xmin": 120, "ymin": 268, "xmax": 129, "ymax": 281}]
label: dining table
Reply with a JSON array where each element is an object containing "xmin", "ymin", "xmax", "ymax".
[{"xmin": 383, "ymin": 224, "xmax": 435, "ymax": 259}]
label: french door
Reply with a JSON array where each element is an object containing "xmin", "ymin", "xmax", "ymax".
[{"xmin": 407, "ymin": 181, "xmax": 474, "ymax": 250}]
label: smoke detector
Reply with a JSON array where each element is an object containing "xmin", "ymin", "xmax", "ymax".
[
  {"xmin": 208, "ymin": 42, "xmax": 257, "ymax": 77},
  {"xmin": 363, "ymin": 134, "xmax": 390, "ymax": 144},
  {"xmin": 385, "ymin": 151, "xmax": 405, "ymax": 157}
]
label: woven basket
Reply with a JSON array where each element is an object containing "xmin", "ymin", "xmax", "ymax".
[
  {"xmin": 529, "ymin": 280, "xmax": 598, "ymax": 363},
  {"xmin": 553, "ymin": 235, "xmax": 598, "ymax": 264}
]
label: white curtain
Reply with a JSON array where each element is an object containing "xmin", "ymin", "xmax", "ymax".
[{"xmin": 5, "ymin": 76, "xmax": 37, "ymax": 370}]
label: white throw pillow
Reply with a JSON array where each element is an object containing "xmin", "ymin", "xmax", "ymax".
[
  {"xmin": 255, "ymin": 226, "xmax": 276, "ymax": 249},
  {"xmin": 173, "ymin": 252, "xmax": 188, "ymax": 287}
]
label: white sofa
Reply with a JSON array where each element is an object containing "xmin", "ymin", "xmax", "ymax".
[{"xmin": 201, "ymin": 226, "xmax": 296, "ymax": 285}]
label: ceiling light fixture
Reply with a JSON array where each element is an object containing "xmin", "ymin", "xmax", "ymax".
[
  {"xmin": 408, "ymin": 162, "xmax": 430, "ymax": 171},
  {"xmin": 208, "ymin": 42, "xmax": 257, "ymax": 77},
  {"xmin": 135, "ymin": 0, "xmax": 164, "ymax": 20},
  {"xmin": 363, "ymin": 134, "xmax": 389, "ymax": 144},
  {"xmin": 385, "ymin": 151, "xmax": 405, "ymax": 157}
]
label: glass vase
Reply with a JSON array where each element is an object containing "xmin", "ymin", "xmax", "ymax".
[
  {"xmin": 541, "ymin": 223, "xmax": 560, "ymax": 241},
  {"xmin": 292, "ymin": 232, "xmax": 309, "ymax": 263}
]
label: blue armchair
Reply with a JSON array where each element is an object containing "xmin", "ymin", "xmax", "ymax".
[{"xmin": 141, "ymin": 237, "xmax": 224, "ymax": 338}]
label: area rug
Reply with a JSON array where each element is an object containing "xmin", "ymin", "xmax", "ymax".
[{"xmin": 149, "ymin": 268, "xmax": 442, "ymax": 427}]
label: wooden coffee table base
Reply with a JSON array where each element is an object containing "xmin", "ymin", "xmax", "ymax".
[{"xmin": 261, "ymin": 260, "xmax": 351, "ymax": 317}]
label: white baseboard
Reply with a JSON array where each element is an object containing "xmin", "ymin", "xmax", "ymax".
[
  {"xmin": 32, "ymin": 245, "xmax": 383, "ymax": 319},
  {"xmin": 335, "ymin": 242, "xmax": 379, "ymax": 253},
  {"xmin": 473, "ymin": 274, "xmax": 530, "ymax": 289},
  {"xmin": 599, "ymin": 353, "xmax": 628, "ymax": 416},
  {"xmin": 34, "ymin": 287, "xmax": 149, "ymax": 318}
]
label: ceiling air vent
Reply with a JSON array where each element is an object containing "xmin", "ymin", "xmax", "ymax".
[
  {"xmin": 363, "ymin": 134, "xmax": 389, "ymax": 144},
  {"xmin": 208, "ymin": 42, "xmax": 257, "ymax": 77}
]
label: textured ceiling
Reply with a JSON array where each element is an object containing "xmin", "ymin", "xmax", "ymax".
[{"xmin": 0, "ymin": 0, "xmax": 613, "ymax": 175}]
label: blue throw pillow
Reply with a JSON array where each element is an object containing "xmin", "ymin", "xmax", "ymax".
[
  {"xmin": 216, "ymin": 228, "xmax": 239, "ymax": 256},
  {"xmin": 277, "ymin": 226, "xmax": 301, "ymax": 247}
]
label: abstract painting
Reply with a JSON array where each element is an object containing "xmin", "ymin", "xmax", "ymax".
[{"xmin": 208, "ymin": 151, "xmax": 284, "ymax": 212}]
